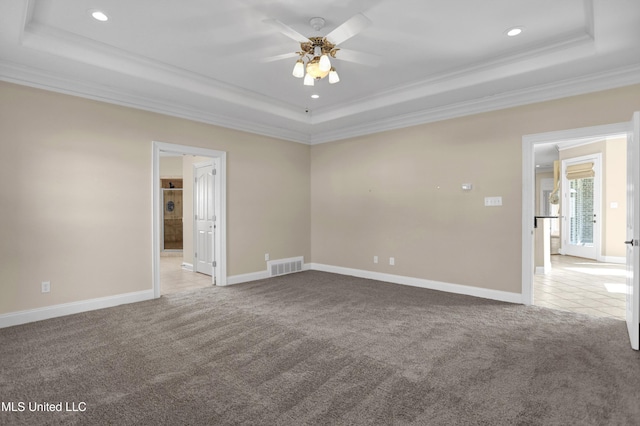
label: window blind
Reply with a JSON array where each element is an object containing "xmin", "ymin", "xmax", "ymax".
[{"xmin": 566, "ymin": 162, "xmax": 594, "ymax": 180}]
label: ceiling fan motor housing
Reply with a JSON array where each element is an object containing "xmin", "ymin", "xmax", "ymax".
[{"xmin": 300, "ymin": 37, "xmax": 338, "ymax": 58}]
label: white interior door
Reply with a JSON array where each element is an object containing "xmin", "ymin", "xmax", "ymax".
[
  {"xmin": 626, "ymin": 112, "xmax": 639, "ymax": 350},
  {"xmin": 194, "ymin": 162, "xmax": 215, "ymax": 278},
  {"xmin": 561, "ymin": 154, "xmax": 601, "ymax": 260}
]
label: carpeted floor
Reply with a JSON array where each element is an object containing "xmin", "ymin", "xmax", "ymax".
[{"xmin": 1, "ymin": 271, "xmax": 639, "ymax": 425}]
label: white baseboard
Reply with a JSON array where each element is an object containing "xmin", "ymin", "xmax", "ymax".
[
  {"xmin": 601, "ymin": 256, "xmax": 625, "ymax": 264},
  {"xmin": 0, "ymin": 262, "xmax": 520, "ymax": 328},
  {"xmin": 181, "ymin": 262, "xmax": 194, "ymax": 271},
  {"xmin": 0, "ymin": 290, "xmax": 155, "ymax": 329},
  {"xmin": 225, "ymin": 270, "xmax": 269, "ymax": 286},
  {"xmin": 309, "ymin": 263, "xmax": 523, "ymax": 304},
  {"xmin": 535, "ymin": 266, "xmax": 551, "ymax": 275},
  {"xmin": 225, "ymin": 263, "xmax": 312, "ymax": 286}
]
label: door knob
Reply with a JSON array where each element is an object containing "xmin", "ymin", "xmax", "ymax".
[{"xmin": 625, "ymin": 239, "xmax": 637, "ymax": 246}]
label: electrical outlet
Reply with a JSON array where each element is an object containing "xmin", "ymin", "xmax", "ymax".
[
  {"xmin": 389, "ymin": 257, "xmax": 395, "ymax": 266},
  {"xmin": 265, "ymin": 253, "xmax": 270, "ymax": 261},
  {"xmin": 41, "ymin": 281, "xmax": 50, "ymax": 293},
  {"xmin": 373, "ymin": 256, "xmax": 378, "ymax": 264}
]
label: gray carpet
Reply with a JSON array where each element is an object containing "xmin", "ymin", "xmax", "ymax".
[{"xmin": 1, "ymin": 271, "xmax": 639, "ymax": 425}]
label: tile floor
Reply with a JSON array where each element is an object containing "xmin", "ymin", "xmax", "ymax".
[
  {"xmin": 160, "ymin": 254, "xmax": 213, "ymax": 295},
  {"xmin": 534, "ymin": 255, "xmax": 626, "ymax": 320}
]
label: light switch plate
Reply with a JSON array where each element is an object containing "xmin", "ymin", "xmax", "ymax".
[{"xmin": 484, "ymin": 196, "xmax": 502, "ymax": 207}]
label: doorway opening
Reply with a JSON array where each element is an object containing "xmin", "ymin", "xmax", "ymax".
[
  {"xmin": 522, "ymin": 123, "xmax": 629, "ymax": 320},
  {"xmin": 152, "ymin": 141, "xmax": 227, "ymax": 298}
]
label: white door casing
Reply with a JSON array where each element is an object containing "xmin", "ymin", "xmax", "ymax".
[
  {"xmin": 152, "ymin": 141, "xmax": 227, "ymax": 299},
  {"xmin": 626, "ymin": 112, "xmax": 639, "ymax": 350},
  {"xmin": 521, "ymin": 121, "xmax": 631, "ymax": 307},
  {"xmin": 194, "ymin": 161, "xmax": 215, "ymax": 278}
]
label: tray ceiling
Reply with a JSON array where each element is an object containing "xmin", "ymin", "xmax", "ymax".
[{"xmin": 1, "ymin": 0, "xmax": 639, "ymax": 144}]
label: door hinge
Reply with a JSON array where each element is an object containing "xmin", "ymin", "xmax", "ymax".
[
  {"xmin": 212, "ymin": 261, "xmax": 217, "ymax": 267},
  {"xmin": 213, "ymin": 169, "xmax": 217, "ymax": 176},
  {"xmin": 195, "ymin": 214, "xmax": 198, "ymax": 220},
  {"xmin": 195, "ymin": 252, "xmax": 197, "ymax": 258}
]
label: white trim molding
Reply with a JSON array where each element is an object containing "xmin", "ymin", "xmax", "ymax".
[
  {"xmin": 0, "ymin": 290, "xmax": 154, "ymax": 329},
  {"xmin": 602, "ymin": 256, "xmax": 626, "ymax": 264},
  {"xmin": 535, "ymin": 266, "xmax": 551, "ymax": 275},
  {"xmin": 0, "ymin": 260, "xmax": 522, "ymax": 329},
  {"xmin": 226, "ymin": 270, "xmax": 269, "ymax": 286},
  {"xmin": 226, "ymin": 262, "xmax": 312, "ymax": 286},
  {"xmin": 152, "ymin": 141, "xmax": 227, "ymax": 297},
  {"xmin": 310, "ymin": 264, "xmax": 523, "ymax": 304}
]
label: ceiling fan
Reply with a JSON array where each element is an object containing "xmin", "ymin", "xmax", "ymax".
[{"xmin": 263, "ymin": 13, "xmax": 379, "ymax": 86}]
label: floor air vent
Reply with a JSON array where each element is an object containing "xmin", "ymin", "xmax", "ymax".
[{"xmin": 268, "ymin": 256, "xmax": 304, "ymax": 277}]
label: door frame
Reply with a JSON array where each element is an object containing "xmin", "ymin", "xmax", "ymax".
[
  {"xmin": 560, "ymin": 153, "xmax": 602, "ymax": 260},
  {"xmin": 521, "ymin": 122, "xmax": 629, "ymax": 305},
  {"xmin": 152, "ymin": 141, "xmax": 227, "ymax": 298}
]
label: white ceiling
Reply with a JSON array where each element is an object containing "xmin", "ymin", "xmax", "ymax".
[{"xmin": 1, "ymin": 0, "xmax": 639, "ymax": 144}]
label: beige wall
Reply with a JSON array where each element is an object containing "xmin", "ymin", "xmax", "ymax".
[
  {"xmin": 159, "ymin": 156, "xmax": 183, "ymax": 178},
  {"xmin": 0, "ymin": 81, "xmax": 310, "ymax": 315},
  {"xmin": 605, "ymin": 137, "xmax": 627, "ymax": 258},
  {"xmin": 311, "ymin": 84, "xmax": 640, "ymax": 293},
  {"xmin": 1, "ymin": 80, "xmax": 638, "ymax": 316}
]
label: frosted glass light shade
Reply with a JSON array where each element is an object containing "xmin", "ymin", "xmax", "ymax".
[
  {"xmin": 319, "ymin": 54, "xmax": 331, "ymax": 72},
  {"xmin": 328, "ymin": 68, "xmax": 340, "ymax": 84},
  {"xmin": 303, "ymin": 73, "xmax": 315, "ymax": 86},
  {"xmin": 292, "ymin": 60, "xmax": 304, "ymax": 78}
]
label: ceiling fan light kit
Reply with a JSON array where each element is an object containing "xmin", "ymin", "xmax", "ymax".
[
  {"xmin": 292, "ymin": 37, "xmax": 340, "ymax": 85},
  {"xmin": 268, "ymin": 14, "xmax": 373, "ymax": 87}
]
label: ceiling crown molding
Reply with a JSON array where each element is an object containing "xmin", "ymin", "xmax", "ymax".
[
  {"xmin": 3, "ymin": 60, "xmax": 638, "ymax": 146},
  {"xmin": 309, "ymin": 64, "xmax": 640, "ymax": 144},
  {"xmin": 0, "ymin": 60, "xmax": 311, "ymax": 144},
  {"xmin": 2, "ymin": 0, "xmax": 637, "ymax": 146},
  {"xmin": 310, "ymin": 31, "xmax": 596, "ymax": 125}
]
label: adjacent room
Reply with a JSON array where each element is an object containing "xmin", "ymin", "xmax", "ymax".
[
  {"xmin": 1, "ymin": 1, "xmax": 639, "ymax": 424},
  {"xmin": 533, "ymin": 136, "xmax": 628, "ymax": 319}
]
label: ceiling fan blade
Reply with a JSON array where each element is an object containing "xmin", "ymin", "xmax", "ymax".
[
  {"xmin": 261, "ymin": 52, "xmax": 300, "ymax": 63},
  {"xmin": 335, "ymin": 48, "xmax": 381, "ymax": 67},
  {"xmin": 263, "ymin": 18, "xmax": 310, "ymax": 43},
  {"xmin": 325, "ymin": 13, "xmax": 372, "ymax": 45}
]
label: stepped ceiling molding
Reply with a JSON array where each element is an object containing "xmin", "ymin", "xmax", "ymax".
[{"xmin": 1, "ymin": 0, "xmax": 639, "ymax": 144}]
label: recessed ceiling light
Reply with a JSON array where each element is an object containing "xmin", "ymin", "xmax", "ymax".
[
  {"xmin": 90, "ymin": 10, "xmax": 109, "ymax": 22},
  {"xmin": 311, "ymin": 94, "xmax": 320, "ymax": 99},
  {"xmin": 506, "ymin": 27, "xmax": 523, "ymax": 37}
]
